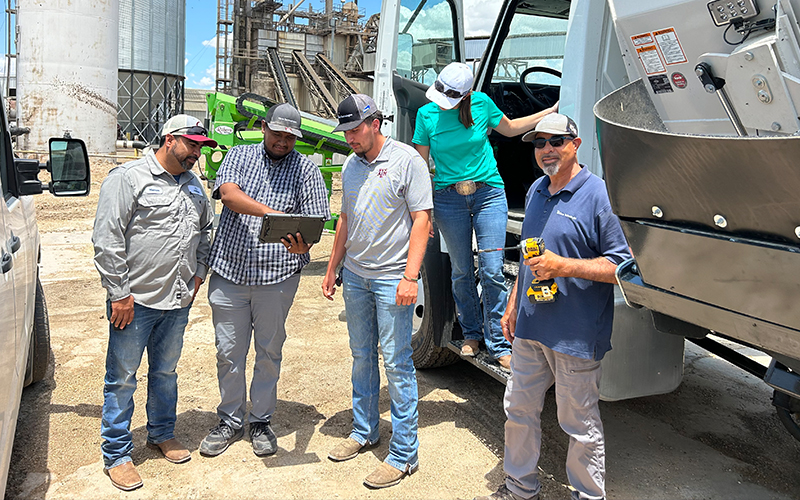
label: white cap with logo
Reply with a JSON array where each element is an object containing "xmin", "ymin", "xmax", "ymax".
[{"xmin": 425, "ymin": 62, "xmax": 473, "ymax": 110}]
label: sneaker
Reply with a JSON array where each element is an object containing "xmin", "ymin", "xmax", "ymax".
[
  {"xmin": 250, "ymin": 421, "xmax": 278, "ymax": 456},
  {"xmin": 363, "ymin": 461, "xmax": 417, "ymax": 489},
  {"xmin": 461, "ymin": 339, "xmax": 480, "ymax": 356},
  {"xmin": 473, "ymin": 484, "xmax": 536, "ymax": 500},
  {"xmin": 328, "ymin": 437, "xmax": 379, "ymax": 462},
  {"xmin": 199, "ymin": 420, "xmax": 243, "ymax": 457}
]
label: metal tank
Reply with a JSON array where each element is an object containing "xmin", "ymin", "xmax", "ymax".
[
  {"xmin": 16, "ymin": 0, "xmax": 119, "ymax": 153},
  {"xmin": 118, "ymin": 0, "xmax": 185, "ymax": 142}
]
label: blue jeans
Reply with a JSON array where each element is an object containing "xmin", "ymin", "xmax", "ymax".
[
  {"xmin": 434, "ymin": 184, "xmax": 512, "ymax": 359},
  {"xmin": 101, "ymin": 301, "xmax": 190, "ymax": 468},
  {"xmin": 342, "ymin": 267, "xmax": 419, "ymax": 472}
]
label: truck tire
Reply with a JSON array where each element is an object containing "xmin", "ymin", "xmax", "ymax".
[
  {"xmin": 411, "ymin": 263, "xmax": 460, "ymax": 368},
  {"xmin": 24, "ymin": 276, "xmax": 51, "ymax": 386},
  {"xmin": 774, "ymin": 391, "xmax": 800, "ymax": 443}
]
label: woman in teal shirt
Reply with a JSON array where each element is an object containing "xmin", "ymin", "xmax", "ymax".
[{"xmin": 413, "ymin": 62, "xmax": 556, "ymax": 369}]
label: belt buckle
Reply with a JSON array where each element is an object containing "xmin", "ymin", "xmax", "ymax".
[{"xmin": 454, "ymin": 180, "xmax": 476, "ymax": 196}]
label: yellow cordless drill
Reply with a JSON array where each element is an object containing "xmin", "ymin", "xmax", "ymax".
[{"xmin": 478, "ymin": 237, "xmax": 558, "ymax": 303}]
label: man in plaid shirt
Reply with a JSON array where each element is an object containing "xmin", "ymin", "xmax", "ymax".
[{"xmin": 200, "ymin": 103, "xmax": 330, "ymax": 458}]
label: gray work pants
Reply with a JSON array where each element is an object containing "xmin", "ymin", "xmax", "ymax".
[
  {"xmin": 504, "ymin": 338, "xmax": 605, "ymax": 500},
  {"xmin": 208, "ymin": 272, "xmax": 300, "ymax": 429}
]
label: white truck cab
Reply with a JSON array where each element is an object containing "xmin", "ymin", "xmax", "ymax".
[
  {"xmin": 0, "ymin": 97, "xmax": 90, "ymax": 497},
  {"xmin": 374, "ymin": 0, "xmax": 800, "ymax": 442}
]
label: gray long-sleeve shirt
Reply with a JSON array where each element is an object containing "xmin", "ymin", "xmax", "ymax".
[{"xmin": 92, "ymin": 151, "xmax": 213, "ymax": 310}]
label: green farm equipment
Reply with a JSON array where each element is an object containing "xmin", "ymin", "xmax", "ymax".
[{"xmin": 201, "ymin": 92, "xmax": 350, "ymax": 229}]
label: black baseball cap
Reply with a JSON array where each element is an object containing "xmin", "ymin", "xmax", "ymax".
[
  {"xmin": 264, "ymin": 103, "xmax": 303, "ymax": 138},
  {"xmin": 333, "ymin": 94, "xmax": 379, "ymax": 132}
]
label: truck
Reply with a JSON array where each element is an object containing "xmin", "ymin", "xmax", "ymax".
[
  {"xmin": 372, "ymin": 0, "xmax": 800, "ymax": 441},
  {"xmin": 0, "ymin": 93, "xmax": 91, "ymax": 497}
]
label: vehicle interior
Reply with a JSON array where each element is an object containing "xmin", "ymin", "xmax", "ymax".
[
  {"xmin": 390, "ymin": 0, "xmax": 567, "ymax": 211},
  {"xmin": 478, "ymin": 0, "xmax": 567, "ymax": 210}
]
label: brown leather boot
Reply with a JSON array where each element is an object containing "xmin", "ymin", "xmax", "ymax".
[
  {"xmin": 147, "ymin": 438, "xmax": 191, "ymax": 464},
  {"xmin": 106, "ymin": 461, "xmax": 143, "ymax": 491},
  {"xmin": 461, "ymin": 339, "xmax": 480, "ymax": 356},
  {"xmin": 363, "ymin": 461, "xmax": 417, "ymax": 489}
]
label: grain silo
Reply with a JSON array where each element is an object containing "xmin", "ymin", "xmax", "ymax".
[
  {"xmin": 118, "ymin": 0, "xmax": 185, "ymax": 142},
  {"xmin": 16, "ymin": 0, "xmax": 119, "ymax": 153}
]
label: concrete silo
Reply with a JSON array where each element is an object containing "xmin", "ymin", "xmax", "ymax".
[
  {"xmin": 16, "ymin": 0, "xmax": 119, "ymax": 154},
  {"xmin": 118, "ymin": 0, "xmax": 185, "ymax": 142}
]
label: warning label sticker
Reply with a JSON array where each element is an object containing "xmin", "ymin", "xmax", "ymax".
[
  {"xmin": 637, "ymin": 45, "xmax": 665, "ymax": 75},
  {"xmin": 631, "ymin": 32, "xmax": 654, "ymax": 46},
  {"xmin": 653, "ymin": 27, "xmax": 687, "ymax": 65}
]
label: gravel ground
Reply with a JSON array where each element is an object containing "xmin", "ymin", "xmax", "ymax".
[{"xmin": 4, "ymin": 156, "xmax": 800, "ymax": 500}]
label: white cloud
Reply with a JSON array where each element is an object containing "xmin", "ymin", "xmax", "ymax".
[
  {"xmin": 463, "ymin": 0, "xmax": 502, "ymax": 37},
  {"xmin": 193, "ymin": 76, "xmax": 215, "ymax": 89},
  {"xmin": 185, "ymin": 58, "xmax": 189, "ymax": 65},
  {"xmin": 202, "ymin": 33, "xmax": 233, "ymax": 49}
]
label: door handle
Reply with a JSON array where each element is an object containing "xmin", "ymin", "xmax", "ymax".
[
  {"xmin": 1, "ymin": 252, "xmax": 11, "ymax": 274},
  {"xmin": 7, "ymin": 234, "xmax": 20, "ymax": 253}
]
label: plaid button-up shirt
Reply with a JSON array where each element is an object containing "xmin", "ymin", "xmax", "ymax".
[{"xmin": 208, "ymin": 144, "xmax": 330, "ymax": 285}]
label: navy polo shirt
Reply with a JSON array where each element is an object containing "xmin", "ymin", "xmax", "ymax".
[{"xmin": 515, "ymin": 166, "xmax": 630, "ymax": 360}]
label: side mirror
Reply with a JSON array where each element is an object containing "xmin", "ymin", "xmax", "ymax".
[{"xmin": 48, "ymin": 138, "xmax": 90, "ymax": 196}]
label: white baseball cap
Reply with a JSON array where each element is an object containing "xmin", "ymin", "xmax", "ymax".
[
  {"xmin": 521, "ymin": 113, "xmax": 579, "ymax": 142},
  {"xmin": 425, "ymin": 62, "xmax": 473, "ymax": 110},
  {"xmin": 160, "ymin": 114, "xmax": 218, "ymax": 147}
]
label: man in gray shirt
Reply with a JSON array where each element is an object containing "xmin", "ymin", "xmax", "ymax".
[
  {"xmin": 322, "ymin": 94, "xmax": 432, "ymax": 489},
  {"xmin": 93, "ymin": 115, "xmax": 216, "ymax": 491}
]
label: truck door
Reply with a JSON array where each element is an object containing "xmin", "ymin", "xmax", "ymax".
[
  {"xmin": 374, "ymin": 0, "xmax": 465, "ymax": 143},
  {"xmin": 0, "ymin": 141, "xmax": 17, "ymax": 457}
]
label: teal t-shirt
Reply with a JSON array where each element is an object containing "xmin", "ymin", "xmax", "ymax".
[{"xmin": 412, "ymin": 91, "xmax": 505, "ymax": 190}]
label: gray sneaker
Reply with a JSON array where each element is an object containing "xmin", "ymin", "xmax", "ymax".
[
  {"xmin": 250, "ymin": 421, "xmax": 277, "ymax": 456},
  {"xmin": 473, "ymin": 484, "xmax": 536, "ymax": 500},
  {"xmin": 199, "ymin": 420, "xmax": 243, "ymax": 457}
]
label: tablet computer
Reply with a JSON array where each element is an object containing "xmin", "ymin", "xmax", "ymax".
[{"xmin": 258, "ymin": 213, "xmax": 326, "ymax": 245}]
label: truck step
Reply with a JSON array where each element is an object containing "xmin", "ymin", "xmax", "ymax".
[{"xmin": 447, "ymin": 340, "xmax": 510, "ymax": 383}]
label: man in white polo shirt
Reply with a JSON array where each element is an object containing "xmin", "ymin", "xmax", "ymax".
[{"xmin": 322, "ymin": 94, "xmax": 432, "ymax": 489}]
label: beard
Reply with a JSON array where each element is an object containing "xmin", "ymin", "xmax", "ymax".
[
  {"xmin": 541, "ymin": 163, "xmax": 560, "ymax": 177},
  {"xmin": 171, "ymin": 147, "xmax": 197, "ymax": 171}
]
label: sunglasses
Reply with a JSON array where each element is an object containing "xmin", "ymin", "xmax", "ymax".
[
  {"xmin": 170, "ymin": 125, "xmax": 209, "ymax": 136},
  {"xmin": 532, "ymin": 135, "xmax": 574, "ymax": 149},
  {"xmin": 434, "ymin": 79, "xmax": 468, "ymax": 100}
]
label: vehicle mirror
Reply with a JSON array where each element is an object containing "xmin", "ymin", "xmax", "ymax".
[
  {"xmin": 48, "ymin": 138, "xmax": 90, "ymax": 196},
  {"xmin": 13, "ymin": 158, "xmax": 44, "ymax": 196}
]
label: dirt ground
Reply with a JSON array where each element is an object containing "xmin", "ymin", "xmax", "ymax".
[{"xmin": 5, "ymin": 156, "xmax": 800, "ymax": 500}]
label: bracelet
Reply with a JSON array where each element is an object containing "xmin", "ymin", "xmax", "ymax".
[{"xmin": 402, "ymin": 274, "xmax": 419, "ymax": 282}]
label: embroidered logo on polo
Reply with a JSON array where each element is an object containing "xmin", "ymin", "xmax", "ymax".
[
  {"xmin": 557, "ymin": 209, "xmax": 577, "ymax": 220},
  {"xmin": 376, "ymin": 168, "xmax": 387, "ymax": 178}
]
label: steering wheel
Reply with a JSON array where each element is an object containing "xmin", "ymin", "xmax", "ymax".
[{"xmin": 520, "ymin": 66, "xmax": 562, "ymax": 109}]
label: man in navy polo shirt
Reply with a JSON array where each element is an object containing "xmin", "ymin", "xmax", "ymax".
[{"xmin": 475, "ymin": 114, "xmax": 630, "ymax": 500}]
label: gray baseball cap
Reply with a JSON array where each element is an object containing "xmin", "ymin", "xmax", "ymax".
[
  {"xmin": 264, "ymin": 103, "xmax": 303, "ymax": 138},
  {"xmin": 333, "ymin": 94, "xmax": 379, "ymax": 132}
]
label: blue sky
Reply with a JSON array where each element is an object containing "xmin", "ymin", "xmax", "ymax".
[{"xmin": 184, "ymin": 0, "xmax": 384, "ymax": 89}]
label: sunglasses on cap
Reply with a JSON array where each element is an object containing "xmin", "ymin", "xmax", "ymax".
[
  {"xmin": 434, "ymin": 79, "xmax": 468, "ymax": 100},
  {"xmin": 170, "ymin": 125, "xmax": 209, "ymax": 136},
  {"xmin": 532, "ymin": 135, "xmax": 574, "ymax": 149}
]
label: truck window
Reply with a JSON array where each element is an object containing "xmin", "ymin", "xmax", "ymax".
[
  {"xmin": 398, "ymin": 0, "xmax": 459, "ymax": 85},
  {"xmin": 490, "ymin": 13, "xmax": 567, "ymax": 86}
]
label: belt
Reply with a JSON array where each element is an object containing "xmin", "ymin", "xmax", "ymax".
[{"xmin": 441, "ymin": 180, "xmax": 488, "ymax": 195}]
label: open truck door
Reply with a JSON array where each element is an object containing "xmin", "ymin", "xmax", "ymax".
[{"xmin": 374, "ymin": 0, "xmax": 686, "ymax": 401}]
